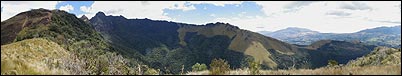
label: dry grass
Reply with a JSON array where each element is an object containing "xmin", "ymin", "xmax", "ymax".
[
  {"xmin": 1, "ymin": 38, "xmax": 71, "ymax": 75},
  {"xmin": 244, "ymin": 41, "xmax": 277, "ymax": 69},
  {"xmin": 260, "ymin": 65, "xmax": 400, "ymax": 75},
  {"xmin": 186, "ymin": 65, "xmax": 401, "ymax": 75}
]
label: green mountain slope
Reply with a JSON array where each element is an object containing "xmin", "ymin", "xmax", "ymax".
[
  {"xmin": 89, "ymin": 12, "xmax": 377, "ymax": 74},
  {"xmin": 90, "ymin": 12, "xmax": 308, "ymax": 73},
  {"xmin": 1, "ymin": 9, "xmax": 137, "ymax": 75},
  {"xmin": 302, "ymin": 40, "xmax": 376, "ymax": 68}
]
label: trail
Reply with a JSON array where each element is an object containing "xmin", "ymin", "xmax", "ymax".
[{"xmin": 21, "ymin": 16, "xmax": 28, "ymax": 28}]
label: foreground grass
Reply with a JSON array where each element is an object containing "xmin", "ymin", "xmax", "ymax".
[
  {"xmin": 186, "ymin": 65, "xmax": 401, "ymax": 75},
  {"xmin": 1, "ymin": 38, "xmax": 72, "ymax": 75}
]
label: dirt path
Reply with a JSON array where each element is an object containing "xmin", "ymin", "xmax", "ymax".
[{"xmin": 21, "ymin": 16, "xmax": 29, "ymax": 28}]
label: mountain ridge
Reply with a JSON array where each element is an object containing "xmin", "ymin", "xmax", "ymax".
[
  {"xmin": 89, "ymin": 11, "xmax": 377, "ymax": 73},
  {"xmin": 260, "ymin": 25, "xmax": 401, "ymax": 47}
]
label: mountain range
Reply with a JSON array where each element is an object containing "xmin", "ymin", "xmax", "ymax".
[
  {"xmin": 1, "ymin": 9, "xmax": 396, "ymax": 75},
  {"xmin": 260, "ymin": 26, "xmax": 401, "ymax": 48},
  {"xmin": 89, "ymin": 11, "xmax": 377, "ymax": 72}
]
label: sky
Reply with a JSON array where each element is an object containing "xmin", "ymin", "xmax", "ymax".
[{"xmin": 1, "ymin": 1, "xmax": 401, "ymax": 33}]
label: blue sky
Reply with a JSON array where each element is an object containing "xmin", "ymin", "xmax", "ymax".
[
  {"xmin": 56, "ymin": 1, "xmax": 94, "ymax": 16},
  {"xmin": 163, "ymin": 1, "xmax": 266, "ymax": 24},
  {"xmin": 1, "ymin": 1, "xmax": 401, "ymax": 33}
]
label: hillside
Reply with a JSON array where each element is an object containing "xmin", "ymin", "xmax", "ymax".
[
  {"xmin": 1, "ymin": 38, "xmax": 72, "ymax": 75},
  {"xmin": 90, "ymin": 12, "xmax": 306, "ymax": 73},
  {"xmin": 303, "ymin": 40, "xmax": 376, "ymax": 68},
  {"xmin": 347, "ymin": 47, "xmax": 401, "ymax": 66},
  {"xmin": 89, "ymin": 11, "xmax": 378, "ymax": 74},
  {"xmin": 1, "ymin": 9, "xmax": 138, "ymax": 75}
]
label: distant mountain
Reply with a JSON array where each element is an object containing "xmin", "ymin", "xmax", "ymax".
[
  {"xmin": 260, "ymin": 26, "xmax": 401, "ymax": 47},
  {"xmin": 258, "ymin": 31, "xmax": 272, "ymax": 35},
  {"xmin": 267, "ymin": 27, "xmax": 320, "ymax": 38},
  {"xmin": 357, "ymin": 26, "xmax": 401, "ymax": 34},
  {"xmin": 261, "ymin": 27, "xmax": 321, "ymax": 45}
]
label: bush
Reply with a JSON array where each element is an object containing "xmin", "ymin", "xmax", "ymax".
[
  {"xmin": 192, "ymin": 63, "xmax": 207, "ymax": 72},
  {"xmin": 144, "ymin": 68, "xmax": 159, "ymax": 75},
  {"xmin": 209, "ymin": 58, "xmax": 230, "ymax": 75},
  {"xmin": 328, "ymin": 60, "xmax": 338, "ymax": 67},
  {"xmin": 249, "ymin": 61, "xmax": 260, "ymax": 75}
]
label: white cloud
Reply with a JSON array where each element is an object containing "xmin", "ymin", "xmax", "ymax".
[
  {"xmin": 187, "ymin": 1, "xmax": 243, "ymax": 7},
  {"xmin": 81, "ymin": 1, "xmax": 189, "ymax": 21},
  {"xmin": 57, "ymin": 1, "xmax": 64, "ymax": 4},
  {"xmin": 167, "ymin": 3, "xmax": 196, "ymax": 11},
  {"xmin": 254, "ymin": 1, "xmax": 294, "ymax": 17},
  {"xmin": 3, "ymin": 1, "xmax": 396, "ymax": 34},
  {"xmin": 80, "ymin": 6, "xmax": 91, "ymax": 12},
  {"xmin": 81, "ymin": 1, "xmax": 244, "ymax": 21},
  {"xmin": 238, "ymin": 12, "xmax": 247, "ymax": 17},
  {"xmin": 59, "ymin": 4, "xmax": 74, "ymax": 12},
  {"xmin": 216, "ymin": 1, "xmax": 401, "ymax": 33},
  {"xmin": 210, "ymin": 14, "xmax": 216, "ymax": 17},
  {"xmin": 1, "ymin": 1, "xmax": 58, "ymax": 21}
]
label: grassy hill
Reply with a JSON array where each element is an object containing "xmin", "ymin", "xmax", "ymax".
[
  {"xmin": 1, "ymin": 9, "xmax": 139, "ymax": 75},
  {"xmin": 1, "ymin": 38, "xmax": 72, "ymax": 75},
  {"xmin": 347, "ymin": 46, "xmax": 401, "ymax": 66}
]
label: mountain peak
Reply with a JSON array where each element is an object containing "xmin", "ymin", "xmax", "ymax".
[
  {"xmin": 81, "ymin": 15, "xmax": 88, "ymax": 19},
  {"xmin": 80, "ymin": 15, "xmax": 89, "ymax": 22},
  {"xmin": 205, "ymin": 22, "xmax": 240, "ymax": 29},
  {"xmin": 283, "ymin": 27, "xmax": 316, "ymax": 32},
  {"xmin": 95, "ymin": 11, "xmax": 106, "ymax": 17}
]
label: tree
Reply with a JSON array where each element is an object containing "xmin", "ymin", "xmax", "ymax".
[
  {"xmin": 192, "ymin": 63, "xmax": 207, "ymax": 72},
  {"xmin": 209, "ymin": 58, "xmax": 230, "ymax": 75}
]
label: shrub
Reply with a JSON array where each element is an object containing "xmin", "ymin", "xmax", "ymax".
[
  {"xmin": 328, "ymin": 60, "xmax": 338, "ymax": 67},
  {"xmin": 144, "ymin": 68, "xmax": 159, "ymax": 75},
  {"xmin": 209, "ymin": 58, "xmax": 230, "ymax": 75},
  {"xmin": 192, "ymin": 63, "xmax": 207, "ymax": 72},
  {"xmin": 249, "ymin": 61, "xmax": 260, "ymax": 75}
]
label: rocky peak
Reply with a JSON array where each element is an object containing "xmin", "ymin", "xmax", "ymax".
[{"xmin": 80, "ymin": 15, "xmax": 89, "ymax": 22}]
